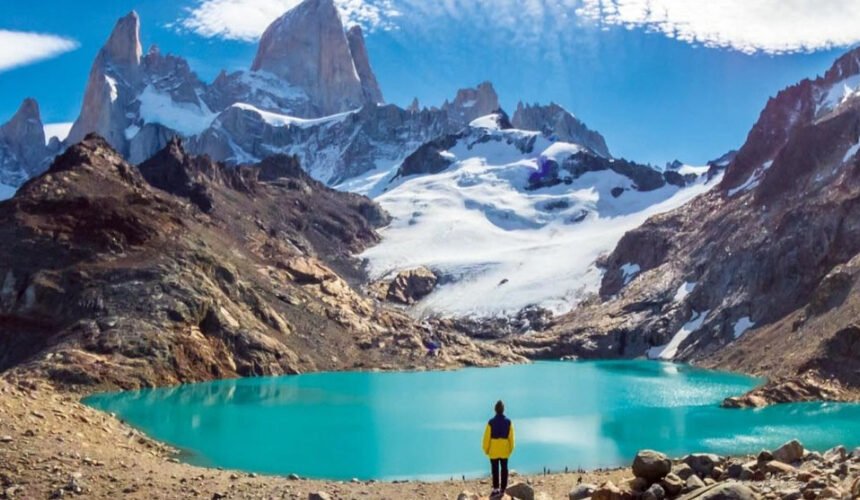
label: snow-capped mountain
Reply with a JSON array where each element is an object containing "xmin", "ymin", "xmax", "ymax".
[
  {"xmin": 0, "ymin": 0, "xmax": 719, "ymax": 321},
  {"xmin": 355, "ymin": 112, "xmax": 717, "ymax": 316},
  {"xmin": 0, "ymin": 99, "xmax": 61, "ymax": 192}
]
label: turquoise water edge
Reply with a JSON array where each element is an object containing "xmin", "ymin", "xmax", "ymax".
[{"xmin": 83, "ymin": 361, "xmax": 860, "ymax": 481}]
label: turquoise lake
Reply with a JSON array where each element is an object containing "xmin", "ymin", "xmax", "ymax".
[{"xmin": 83, "ymin": 361, "xmax": 860, "ymax": 480}]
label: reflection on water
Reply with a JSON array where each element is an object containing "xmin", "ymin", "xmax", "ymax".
[{"xmin": 84, "ymin": 361, "xmax": 860, "ymax": 480}]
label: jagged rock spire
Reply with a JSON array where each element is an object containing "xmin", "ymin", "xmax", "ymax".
[
  {"xmin": 1, "ymin": 98, "xmax": 45, "ymax": 148},
  {"xmin": 251, "ymin": 0, "xmax": 366, "ymax": 116},
  {"xmin": 346, "ymin": 25, "xmax": 384, "ymax": 105},
  {"xmin": 102, "ymin": 11, "xmax": 142, "ymax": 68},
  {"xmin": 67, "ymin": 11, "xmax": 143, "ymax": 149}
]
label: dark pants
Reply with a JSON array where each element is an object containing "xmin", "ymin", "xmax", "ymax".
[{"xmin": 490, "ymin": 458, "xmax": 508, "ymax": 492}]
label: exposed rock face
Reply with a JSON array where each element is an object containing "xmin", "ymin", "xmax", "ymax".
[
  {"xmin": 0, "ymin": 3, "xmax": 629, "ymax": 194},
  {"xmin": 346, "ymin": 25, "xmax": 384, "ymax": 105},
  {"xmin": 531, "ymin": 151, "xmax": 689, "ymax": 193},
  {"xmin": 722, "ymin": 374, "xmax": 849, "ymax": 408},
  {"xmin": 513, "ymin": 46, "xmax": 860, "ymax": 403},
  {"xmin": 66, "ymin": 11, "xmax": 211, "ymax": 162},
  {"xmin": 0, "ymin": 135, "xmax": 522, "ymax": 389},
  {"xmin": 442, "ymin": 81, "xmax": 500, "ymax": 127},
  {"xmin": 386, "ymin": 268, "xmax": 438, "ymax": 305},
  {"xmin": 513, "ymin": 102, "xmax": 611, "ymax": 157},
  {"xmin": 251, "ymin": 0, "xmax": 367, "ymax": 116},
  {"xmin": 67, "ymin": 11, "xmax": 143, "ymax": 151},
  {"xmin": 0, "ymin": 99, "xmax": 54, "ymax": 186}
]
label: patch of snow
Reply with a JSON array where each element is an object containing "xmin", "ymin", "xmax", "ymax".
[
  {"xmin": 469, "ymin": 114, "xmax": 503, "ymax": 130},
  {"xmin": 673, "ymin": 281, "xmax": 697, "ymax": 302},
  {"xmin": 733, "ymin": 316, "xmax": 755, "ymax": 339},
  {"xmin": 648, "ymin": 310, "xmax": 710, "ymax": 360},
  {"xmin": 818, "ymin": 74, "xmax": 860, "ymax": 116},
  {"xmin": 728, "ymin": 160, "xmax": 773, "ymax": 197},
  {"xmin": 621, "ymin": 263, "xmax": 641, "ymax": 285},
  {"xmin": 844, "ymin": 140, "xmax": 860, "ymax": 163},
  {"xmin": 241, "ymin": 71, "xmax": 306, "ymax": 100},
  {"xmin": 105, "ymin": 75, "xmax": 118, "ymax": 103},
  {"xmin": 0, "ymin": 183, "xmax": 16, "ymax": 201},
  {"xmin": 542, "ymin": 142, "xmax": 584, "ymax": 162},
  {"xmin": 124, "ymin": 125, "xmax": 141, "ymax": 140},
  {"xmin": 230, "ymin": 103, "xmax": 356, "ymax": 129},
  {"xmin": 461, "ymin": 99, "xmax": 477, "ymax": 108},
  {"xmin": 43, "ymin": 122, "xmax": 73, "ymax": 144},
  {"xmin": 676, "ymin": 164, "xmax": 710, "ymax": 176},
  {"xmin": 138, "ymin": 85, "xmax": 217, "ymax": 136},
  {"xmin": 360, "ymin": 128, "xmax": 722, "ymax": 317}
]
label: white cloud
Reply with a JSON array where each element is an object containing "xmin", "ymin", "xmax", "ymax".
[
  {"xmin": 180, "ymin": 0, "xmax": 400, "ymax": 41},
  {"xmin": 0, "ymin": 30, "xmax": 79, "ymax": 73},
  {"xmin": 576, "ymin": 0, "xmax": 860, "ymax": 54}
]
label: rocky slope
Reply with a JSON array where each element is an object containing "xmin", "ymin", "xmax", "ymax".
[
  {"xmin": 516, "ymin": 47, "xmax": 860, "ymax": 405},
  {"xmin": 0, "ymin": 135, "xmax": 521, "ymax": 390},
  {"xmin": 0, "ymin": 99, "xmax": 60, "ymax": 188}
]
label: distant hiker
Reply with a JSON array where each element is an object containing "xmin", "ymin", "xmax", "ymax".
[{"xmin": 482, "ymin": 400, "xmax": 515, "ymax": 498}]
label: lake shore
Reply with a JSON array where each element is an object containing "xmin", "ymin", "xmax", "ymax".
[
  {"xmin": 0, "ymin": 375, "xmax": 631, "ymax": 499},
  {"xmin": 3, "ymin": 374, "xmax": 860, "ymax": 499}
]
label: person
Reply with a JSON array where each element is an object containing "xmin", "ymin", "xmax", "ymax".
[{"xmin": 482, "ymin": 400, "xmax": 515, "ymax": 498}]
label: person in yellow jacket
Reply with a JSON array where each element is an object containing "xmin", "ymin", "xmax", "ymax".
[{"xmin": 482, "ymin": 400, "xmax": 515, "ymax": 498}]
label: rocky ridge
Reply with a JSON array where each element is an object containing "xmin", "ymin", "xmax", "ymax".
[
  {"xmin": 513, "ymin": 46, "xmax": 860, "ymax": 405},
  {"xmin": 0, "ymin": 135, "xmax": 522, "ymax": 390},
  {"xmin": 0, "ymin": 2, "xmax": 614, "ymax": 188}
]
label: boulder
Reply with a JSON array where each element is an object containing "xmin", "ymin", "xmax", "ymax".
[
  {"xmin": 643, "ymin": 483, "xmax": 666, "ymax": 500},
  {"xmin": 673, "ymin": 463, "xmax": 696, "ymax": 480},
  {"xmin": 386, "ymin": 267, "xmax": 437, "ymax": 304},
  {"xmin": 711, "ymin": 466, "xmax": 724, "ymax": 480},
  {"xmin": 823, "ymin": 445, "xmax": 847, "ymax": 463},
  {"xmin": 817, "ymin": 486, "xmax": 842, "ymax": 499},
  {"xmin": 676, "ymin": 482, "xmax": 758, "ymax": 500},
  {"xmin": 726, "ymin": 463, "xmax": 755, "ymax": 481},
  {"xmin": 660, "ymin": 473, "xmax": 684, "ymax": 496},
  {"xmin": 506, "ymin": 482, "xmax": 535, "ymax": 500},
  {"xmin": 685, "ymin": 475, "xmax": 706, "ymax": 491},
  {"xmin": 633, "ymin": 450, "xmax": 672, "ymax": 482},
  {"xmin": 684, "ymin": 454, "xmax": 722, "ymax": 478},
  {"xmin": 592, "ymin": 481, "xmax": 626, "ymax": 500},
  {"xmin": 851, "ymin": 476, "xmax": 860, "ymax": 497},
  {"xmin": 456, "ymin": 492, "xmax": 479, "ymax": 500},
  {"xmin": 772, "ymin": 440, "xmax": 805, "ymax": 464},
  {"xmin": 285, "ymin": 257, "xmax": 335, "ymax": 284},
  {"xmin": 569, "ymin": 483, "xmax": 597, "ymax": 500},
  {"xmin": 628, "ymin": 477, "xmax": 649, "ymax": 492},
  {"xmin": 308, "ymin": 493, "xmax": 332, "ymax": 500},
  {"xmin": 762, "ymin": 460, "xmax": 794, "ymax": 475}
]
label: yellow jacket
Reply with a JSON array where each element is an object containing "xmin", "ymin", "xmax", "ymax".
[{"xmin": 482, "ymin": 415, "xmax": 515, "ymax": 459}]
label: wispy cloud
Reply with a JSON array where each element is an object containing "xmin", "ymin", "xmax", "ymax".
[
  {"xmin": 180, "ymin": 0, "xmax": 400, "ymax": 41},
  {"xmin": 576, "ymin": 0, "xmax": 860, "ymax": 54},
  {"xmin": 0, "ymin": 30, "xmax": 79, "ymax": 73}
]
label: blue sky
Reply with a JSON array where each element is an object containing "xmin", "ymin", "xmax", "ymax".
[{"xmin": 1, "ymin": 0, "xmax": 858, "ymax": 166}]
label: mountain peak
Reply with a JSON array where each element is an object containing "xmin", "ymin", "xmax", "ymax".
[
  {"xmin": 511, "ymin": 101, "xmax": 611, "ymax": 157},
  {"xmin": 251, "ymin": 0, "xmax": 365, "ymax": 116},
  {"xmin": 103, "ymin": 11, "xmax": 142, "ymax": 68},
  {"xmin": 346, "ymin": 25, "xmax": 384, "ymax": 104},
  {"xmin": 0, "ymin": 98, "xmax": 46, "ymax": 166}
]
